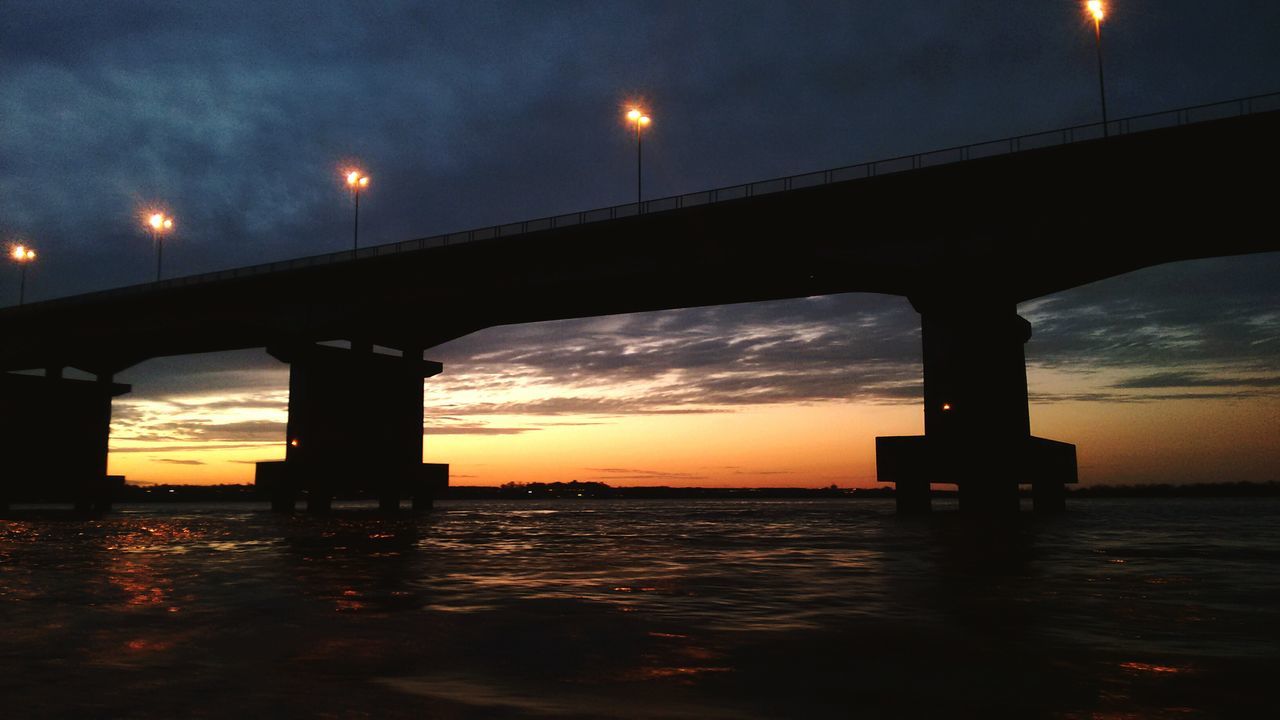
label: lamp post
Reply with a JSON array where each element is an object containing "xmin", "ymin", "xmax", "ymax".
[
  {"xmin": 345, "ymin": 170, "xmax": 370, "ymax": 256},
  {"xmin": 10, "ymin": 244, "xmax": 36, "ymax": 305},
  {"xmin": 1087, "ymin": 1, "xmax": 1109, "ymax": 136},
  {"xmin": 148, "ymin": 212, "xmax": 175, "ymax": 282},
  {"xmin": 626, "ymin": 108, "xmax": 651, "ymax": 206}
]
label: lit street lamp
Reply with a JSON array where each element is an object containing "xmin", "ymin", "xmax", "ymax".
[
  {"xmin": 1087, "ymin": 1, "xmax": 1109, "ymax": 136},
  {"xmin": 626, "ymin": 107, "xmax": 651, "ymax": 206},
  {"xmin": 345, "ymin": 169, "xmax": 370, "ymax": 255},
  {"xmin": 148, "ymin": 212, "xmax": 175, "ymax": 281},
  {"xmin": 10, "ymin": 244, "xmax": 36, "ymax": 305}
]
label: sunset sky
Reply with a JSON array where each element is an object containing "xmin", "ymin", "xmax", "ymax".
[{"xmin": 2, "ymin": 1, "xmax": 1277, "ymax": 487}]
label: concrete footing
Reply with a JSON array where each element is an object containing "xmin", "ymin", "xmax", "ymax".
[
  {"xmin": 256, "ymin": 460, "xmax": 448, "ymax": 513},
  {"xmin": 1033, "ymin": 480, "xmax": 1067, "ymax": 513},
  {"xmin": 877, "ymin": 434, "xmax": 1076, "ymax": 514},
  {"xmin": 958, "ymin": 481, "xmax": 1020, "ymax": 514}
]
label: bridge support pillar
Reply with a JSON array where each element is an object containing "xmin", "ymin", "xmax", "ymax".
[
  {"xmin": 1033, "ymin": 476, "xmax": 1067, "ymax": 513},
  {"xmin": 256, "ymin": 344, "xmax": 448, "ymax": 512},
  {"xmin": 0, "ymin": 371, "xmax": 130, "ymax": 512},
  {"xmin": 876, "ymin": 295, "xmax": 1076, "ymax": 512},
  {"xmin": 895, "ymin": 479, "xmax": 932, "ymax": 515}
]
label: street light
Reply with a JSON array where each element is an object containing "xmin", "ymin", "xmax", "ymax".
[
  {"xmin": 1086, "ymin": 1, "xmax": 1109, "ymax": 136},
  {"xmin": 626, "ymin": 107, "xmax": 651, "ymax": 206},
  {"xmin": 147, "ymin": 212, "xmax": 175, "ymax": 281},
  {"xmin": 345, "ymin": 169, "xmax": 370, "ymax": 255},
  {"xmin": 10, "ymin": 244, "xmax": 36, "ymax": 305}
]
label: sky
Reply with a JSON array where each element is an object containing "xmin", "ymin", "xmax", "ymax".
[{"xmin": 2, "ymin": 1, "xmax": 1277, "ymax": 487}]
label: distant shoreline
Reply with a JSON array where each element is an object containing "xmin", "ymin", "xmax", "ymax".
[{"xmin": 38, "ymin": 479, "xmax": 1275, "ymax": 503}]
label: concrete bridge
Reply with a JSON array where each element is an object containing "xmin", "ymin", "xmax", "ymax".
[{"xmin": 2, "ymin": 94, "xmax": 1277, "ymax": 512}]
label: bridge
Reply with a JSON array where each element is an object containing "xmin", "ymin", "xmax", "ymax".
[{"xmin": 2, "ymin": 94, "xmax": 1277, "ymax": 513}]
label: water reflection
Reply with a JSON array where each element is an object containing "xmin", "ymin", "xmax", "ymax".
[
  {"xmin": 274, "ymin": 514, "xmax": 425, "ymax": 615},
  {"xmin": 0, "ymin": 499, "xmax": 1276, "ymax": 717}
]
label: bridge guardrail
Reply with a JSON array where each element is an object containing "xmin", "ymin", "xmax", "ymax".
[{"xmin": 16, "ymin": 91, "xmax": 1280, "ymax": 307}]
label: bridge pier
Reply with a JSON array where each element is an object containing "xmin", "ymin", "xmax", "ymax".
[
  {"xmin": 256, "ymin": 343, "xmax": 448, "ymax": 512},
  {"xmin": 0, "ymin": 371, "xmax": 130, "ymax": 512},
  {"xmin": 876, "ymin": 295, "xmax": 1076, "ymax": 513}
]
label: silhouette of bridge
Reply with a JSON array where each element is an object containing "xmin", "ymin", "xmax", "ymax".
[{"xmin": 3, "ymin": 93, "xmax": 1277, "ymax": 513}]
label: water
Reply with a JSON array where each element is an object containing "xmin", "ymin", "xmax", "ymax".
[{"xmin": 2, "ymin": 498, "xmax": 1278, "ymax": 718}]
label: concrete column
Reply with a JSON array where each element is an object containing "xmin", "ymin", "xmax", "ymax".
[
  {"xmin": 876, "ymin": 293, "xmax": 1076, "ymax": 513},
  {"xmin": 307, "ymin": 491, "xmax": 332, "ymax": 514},
  {"xmin": 259, "ymin": 343, "xmax": 444, "ymax": 513},
  {"xmin": 0, "ymin": 372, "xmax": 129, "ymax": 512},
  {"xmin": 1033, "ymin": 478, "xmax": 1068, "ymax": 513},
  {"xmin": 895, "ymin": 480, "xmax": 932, "ymax": 514},
  {"xmin": 916, "ymin": 295, "xmax": 1029, "ymax": 513}
]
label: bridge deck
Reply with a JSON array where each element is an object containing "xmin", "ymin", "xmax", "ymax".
[{"xmin": 2, "ymin": 93, "xmax": 1278, "ymax": 374}]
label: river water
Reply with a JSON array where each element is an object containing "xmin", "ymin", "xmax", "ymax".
[{"xmin": 2, "ymin": 498, "xmax": 1277, "ymax": 718}]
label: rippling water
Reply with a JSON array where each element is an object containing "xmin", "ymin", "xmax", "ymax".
[{"xmin": 2, "ymin": 498, "xmax": 1278, "ymax": 718}]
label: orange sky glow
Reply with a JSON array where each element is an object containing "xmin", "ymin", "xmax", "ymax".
[{"xmin": 106, "ymin": 391, "xmax": 1280, "ymax": 488}]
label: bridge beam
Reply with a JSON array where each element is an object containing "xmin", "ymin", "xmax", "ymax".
[
  {"xmin": 0, "ymin": 371, "xmax": 130, "ymax": 512},
  {"xmin": 876, "ymin": 295, "xmax": 1076, "ymax": 512},
  {"xmin": 256, "ymin": 344, "xmax": 448, "ymax": 513}
]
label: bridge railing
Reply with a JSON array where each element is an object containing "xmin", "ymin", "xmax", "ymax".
[{"xmin": 19, "ymin": 91, "xmax": 1280, "ymax": 307}]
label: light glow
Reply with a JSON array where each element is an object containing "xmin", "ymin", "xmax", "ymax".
[
  {"xmin": 147, "ymin": 213, "xmax": 175, "ymax": 232},
  {"xmin": 1087, "ymin": 1, "xmax": 1105, "ymax": 22},
  {"xmin": 11, "ymin": 244, "xmax": 36, "ymax": 262},
  {"xmin": 626, "ymin": 107, "xmax": 652, "ymax": 129},
  {"xmin": 346, "ymin": 170, "xmax": 369, "ymax": 188}
]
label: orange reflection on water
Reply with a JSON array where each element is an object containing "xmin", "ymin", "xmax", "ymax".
[
  {"xmin": 126, "ymin": 638, "xmax": 174, "ymax": 653},
  {"xmin": 1119, "ymin": 661, "xmax": 1183, "ymax": 674},
  {"xmin": 108, "ymin": 556, "xmax": 171, "ymax": 607},
  {"xmin": 103, "ymin": 520, "xmax": 205, "ymax": 610},
  {"xmin": 639, "ymin": 665, "xmax": 733, "ymax": 681},
  {"xmin": 106, "ymin": 522, "xmax": 200, "ymax": 552},
  {"xmin": 336, "ymin": 588, "xmax": 365, "ymax": 612}
]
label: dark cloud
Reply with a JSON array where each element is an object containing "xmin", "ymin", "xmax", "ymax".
[
  {"xmin": 427, "ymin": 421, "xmax": 539, "ymax": 436},
  {"xmin": 113, "ymin": 417, "xmax": 283, "ymax": 444},
  {"xmin": 426, "ymin": 294, "xmax": 924, "ymax": 412},
  {"xmin": 112, "ymin": 443, "xmax": 273, "ymax": 454},
  {"xmin": 1110, "ymin": 372, "xmax": 1280, "ymax": 390},
  {"xmin": 1032, "ymin": 390, "xmax": 1271, "ymax": 404},
  {"xmin": 118, "ymin": 352, "xmax": 285, "ymax": 393},
  {"xmin": 1023, "ymin": 255, "xmax": 1280, "ymax": 381},
  {"xmin": 583, "ymin": 468, "xmax": 709, "ymax": 481}
]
